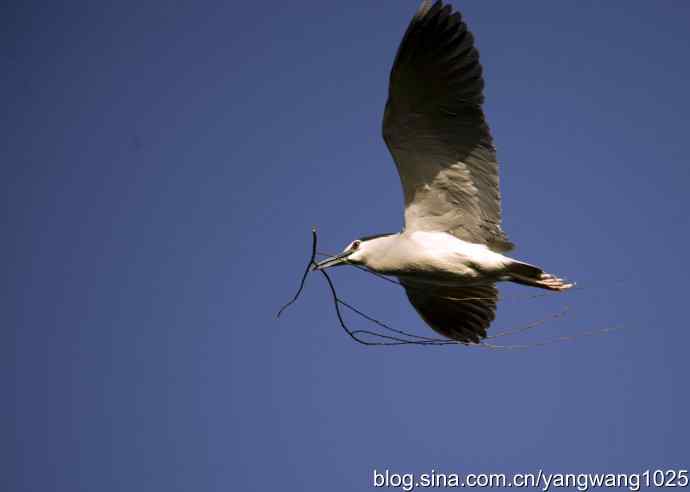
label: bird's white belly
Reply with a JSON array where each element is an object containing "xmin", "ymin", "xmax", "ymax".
[{"xmin": 374, "ymin": 231, "xmax": 508, "ymax": 286}]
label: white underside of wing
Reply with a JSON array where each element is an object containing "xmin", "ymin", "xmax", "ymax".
[{"xmin": 402, "ymin": 159, "xmax": 482, "ymax": 234}]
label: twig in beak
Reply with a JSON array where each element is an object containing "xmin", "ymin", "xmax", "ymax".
[{"xmin": 279, "ymin": 228, "xmax": 623, "ymax": 349}]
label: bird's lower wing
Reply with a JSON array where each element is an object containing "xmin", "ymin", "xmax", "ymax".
[{"xmin": 402, "ymin": 282, "xmax": 497, "ymax": 343}]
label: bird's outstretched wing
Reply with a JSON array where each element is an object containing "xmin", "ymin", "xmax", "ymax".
[
  {"xmin": 402, "ymin": 282, "xmax": 497, "ymax": 343},
  {"xmin": 383, "ymin": 0, "xmax": 513, "ymax": 252}
]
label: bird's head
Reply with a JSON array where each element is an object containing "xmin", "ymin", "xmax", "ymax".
[{"xmin": 312, "ymin": 234, "xmax": 395, "ymax": 271}]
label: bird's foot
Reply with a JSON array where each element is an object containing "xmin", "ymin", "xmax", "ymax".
[{"xmin": 538, "ymin": 273, "xmax": 575, "ymax": 291}]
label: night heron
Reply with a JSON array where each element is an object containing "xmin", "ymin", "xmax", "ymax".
[{"xmin": 313, "ymin": 0, "xmax": 573, "ymax": 344}]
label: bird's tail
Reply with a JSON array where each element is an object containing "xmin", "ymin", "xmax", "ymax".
[{"xmin": 506, "ymin": 261, "xmax": 574, "ymax": 291}]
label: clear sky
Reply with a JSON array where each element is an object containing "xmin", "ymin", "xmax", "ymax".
[{"xmin": 6, "ymin": 1, "xmax": 690, "ymax": 491}]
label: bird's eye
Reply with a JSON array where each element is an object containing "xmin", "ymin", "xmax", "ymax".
[{"xmin": 352, "ymin": 241, "xmax": 361, "ymax": 250}]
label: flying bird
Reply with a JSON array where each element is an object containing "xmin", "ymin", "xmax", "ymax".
[{"xmin": 313, "ymin": 0, "xmax": 573, "ymax": 344}]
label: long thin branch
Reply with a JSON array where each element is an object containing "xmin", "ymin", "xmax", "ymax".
[{"xmin": 319, "ymin": 268, "xmax": 461, "ymax": 346}]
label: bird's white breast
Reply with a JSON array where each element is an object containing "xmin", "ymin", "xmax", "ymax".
[{"xmin": 393, "ymin": 231, "xmax": 508, "ymax": 284}]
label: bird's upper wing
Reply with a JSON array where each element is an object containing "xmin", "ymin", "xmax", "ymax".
[
  {"xmin": 382, "ymin": 0, "xmax": 513, "ymax": 252},
  {"xmin": 402, "ymin": 282, "xmax": 497, "ymax": 343}
]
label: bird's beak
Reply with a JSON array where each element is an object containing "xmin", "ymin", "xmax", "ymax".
[{"xmin": 311, "ymin": 251, "xmax": 352, "ymax": 271}]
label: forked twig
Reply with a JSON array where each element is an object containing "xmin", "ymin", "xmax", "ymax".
[
  {"xmin": 276, "ymin": 228, "xmax": 457, "ymax": 345},
  {"xmin": 276, "ymin": 226, "xmax": 318, "ymax": 319}
]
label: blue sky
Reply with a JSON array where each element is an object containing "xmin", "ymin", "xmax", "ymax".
[{"xmin": 6, "ymin": 1, "xmax": 690, "ymax": 491}]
